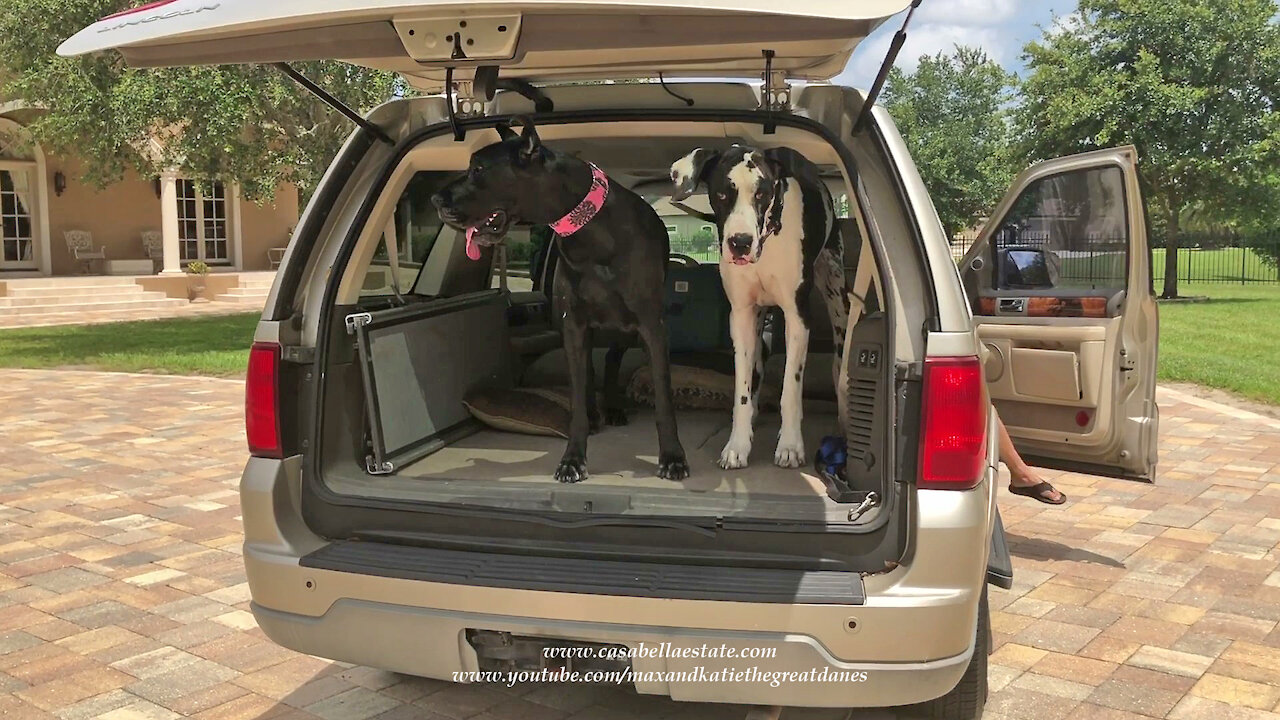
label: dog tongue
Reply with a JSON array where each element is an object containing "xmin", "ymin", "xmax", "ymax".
[
  {"xmin": 465, "ymin": 227, "xmax": 481, "ymax": 261},
  {"xmin": 733, "ymin": 257, "xmax": 749, "ymax": 266}
]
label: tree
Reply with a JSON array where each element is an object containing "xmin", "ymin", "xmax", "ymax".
[
  {"xmin": 691, "ymin": 225, "xmax": 717, "ymax": 254},
  {"xmin": 1015, "ymin": 0, "xmax": 1280, "ymax": 298},
  {"xmin": 882, "ymin": 46, "xmax": 1017, "ymax": 239},
  {"xmin": 0, "ymin": 0, "xmax": 408, "ymax": 202}
]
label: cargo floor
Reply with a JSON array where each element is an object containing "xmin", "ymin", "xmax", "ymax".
[{"xmin": 326, "ymin": 404, "xmax": 852, "ymax": 523}]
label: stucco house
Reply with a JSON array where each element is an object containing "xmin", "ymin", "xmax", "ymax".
[{"xmin": 0, "ymin": 101, "xmax": 298, "ymax": 279}]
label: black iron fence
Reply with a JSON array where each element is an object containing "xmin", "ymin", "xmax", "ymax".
[{"xmin": 950, "ymin": 231, "xmax": 1280, "ymax": 285}]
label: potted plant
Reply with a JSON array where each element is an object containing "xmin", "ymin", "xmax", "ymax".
[{"xmin": 184, "ymin": 260, "xmax": 210, "ymax": 302}]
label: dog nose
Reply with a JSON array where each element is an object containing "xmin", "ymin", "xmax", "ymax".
[
  {"xmin": 430, "ymin": 191, "xmax": 450, "ymax": 210},
  {"xmin": 726, "ymin": 234, "xmax": 753, "ymax": 256}
]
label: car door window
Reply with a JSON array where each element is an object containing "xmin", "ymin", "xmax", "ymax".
[{"xmin": 990, "ymin": 166, "xmax": 1128, "ymax": 292}]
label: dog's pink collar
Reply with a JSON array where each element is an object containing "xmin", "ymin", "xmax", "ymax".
[{"xmin": 549, "ymin": 163, "xmax": 609, "ymax": 237}]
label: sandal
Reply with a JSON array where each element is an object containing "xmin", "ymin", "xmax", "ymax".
[{"xmin": 1008, "ymin": 481, "xmax": 1066, "ymax": 505}]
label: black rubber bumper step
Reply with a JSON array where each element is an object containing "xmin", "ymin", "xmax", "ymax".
[{"xmin": 301, "ymin": 541, "xmax": 865, "ymax": 605}]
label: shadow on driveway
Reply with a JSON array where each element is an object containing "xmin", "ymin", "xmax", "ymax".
[{"xmin": 1006, "ymin": 533, "xmax": 1126, "ymax": 568}]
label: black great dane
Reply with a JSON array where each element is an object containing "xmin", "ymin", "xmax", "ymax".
[
  {"xmin": 433, "ymin": 117, "xmax": 689, "ymax": 483},
  {"xmin": 671, "ymin": 145, "xmax": 850, "ymax": 470}
]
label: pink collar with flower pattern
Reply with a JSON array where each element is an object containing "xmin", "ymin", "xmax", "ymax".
[{"xmin": 549, "ymin": 163, "xmax": 610, "ymax": 237}]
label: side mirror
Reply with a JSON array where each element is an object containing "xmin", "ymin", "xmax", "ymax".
[{"xmin": 994, "ymin": 246, "xmax": 1057, "ymax": 289}]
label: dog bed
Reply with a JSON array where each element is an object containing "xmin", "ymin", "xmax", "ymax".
[
  {"xmin": 627, "ymin": 364, "xmax": 781, "ymax": 411},
  {"xmin": 462, "ymin": 387, "xmax": 573, "ymax": 438}
]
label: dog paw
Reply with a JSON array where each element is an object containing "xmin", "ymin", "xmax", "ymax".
[
  {"xmin": 554, "ymin": 456, "xmax": 589, "ymax": 483},
  {"xmin": 604, "ymin": 407, "xmax": 629, "ymax": 427},
  {"xmin": 657, "ymin": 453, "xmax": 690, "ymax": 481},
  {"xmin": 717, "ymin": 439, "xmax": 751, "ymax": 470},
  {"xmin": 773, "ymin": 437, "xmax": 805, "ymax": 469}
]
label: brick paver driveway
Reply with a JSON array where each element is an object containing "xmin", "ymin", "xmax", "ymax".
[{"xmin": 2, "ymin": 368, "xmax": 1279, "ymax": 720}]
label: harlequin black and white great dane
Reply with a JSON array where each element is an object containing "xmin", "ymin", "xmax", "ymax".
[{"xmin": 671, "ymin": 145, "xmax": 850, "ymax": 469}]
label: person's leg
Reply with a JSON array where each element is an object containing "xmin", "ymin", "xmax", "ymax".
[{"xmin": 996, "ymin": 410, "xmax": 1064, "ymax": 503}]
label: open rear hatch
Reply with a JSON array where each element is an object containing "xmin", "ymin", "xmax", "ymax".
[{"xmin": 59, "ymin": 0, "xmax": 908, "ymax": 89}]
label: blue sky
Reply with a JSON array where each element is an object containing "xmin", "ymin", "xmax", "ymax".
[{"xmin": 835, "ymin": 0, "xmax": 1079, "ymax": 86}]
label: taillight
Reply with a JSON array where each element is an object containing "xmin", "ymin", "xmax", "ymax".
[
  {"xmin": 245, "ymin": 342, "xmax": 282, "ymax": 458},
  {"xmin": 919, "ymin": 356, "xmax": 988, "ymax": 490},
  {"xmin": 101, "ymin": 0, "xmax": 180, "ymax": 20}
]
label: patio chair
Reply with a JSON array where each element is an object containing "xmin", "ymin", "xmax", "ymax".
[
  {"xmin": 141, "ymin": 231, "xmax": 163, "ymax": 273},
  {"xmin": 268, "ymin": 247, "xmax": 286, "ymax": 270},
  {"xmin": 64, "ymin": 230, "xmax": 106, "ymax": 274}
]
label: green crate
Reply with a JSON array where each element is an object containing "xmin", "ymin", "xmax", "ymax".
[{"xmin": 664, "ymin": 264, "xmax": 731, "ymax": 352}]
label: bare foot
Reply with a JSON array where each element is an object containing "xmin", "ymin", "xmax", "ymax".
[{"xmin": 1008, "ymin": 465, "xmax": 1064, "ymax": 503}]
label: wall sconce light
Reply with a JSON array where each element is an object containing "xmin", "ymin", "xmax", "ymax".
[
  {"xmin": 152, "ymin": 177, "xmax": 162, "ymax": 198},
  {"xmin": 54, "ymin": 171, "xmax": 66, "ymax": 196}
]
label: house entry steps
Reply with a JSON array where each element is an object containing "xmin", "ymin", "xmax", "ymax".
[
  {"xmin": 0, "ymin": 272, "xmax": 277, "ymax": 328},
  {"xmin": 0, "ymin": 276, "xmax": 186, "ymax": 322},
  {"xmin": 212, "ymin": 272, "xmax": 275, "ymax": 306}
]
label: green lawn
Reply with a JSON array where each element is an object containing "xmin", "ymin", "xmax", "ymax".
[
  {"xmin": 0, "ymin": 283, "xmax": 1277, "ymax": 406},
  {"xmin": 0, "ymin": 313, "xmax": 260, "ymax": 377},
  {"xmin": 1157, "ymin": 282, "xmax": 1280, "ymax": 405}
]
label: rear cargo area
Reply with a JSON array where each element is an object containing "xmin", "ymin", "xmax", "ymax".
[
  {"xmin": 310, "ymin": 125, "xmax": 896, "ymax": 534},
  {"xmin": 324, "ymin": 343, "xmax": 851, "ymax": 522}
]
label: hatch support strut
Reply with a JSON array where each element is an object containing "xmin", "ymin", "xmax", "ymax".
[
  {"xmin": 274, "ymin": 63, "xmax": 394, "ymax": 147},
  {"xmin": 853, "ymin": 0, "xmax": 923, "ymax": 133},
  {"xmin": 759, "ymin": 49, "xmax": 791, "ymax": 135},
  {"xmin": 445, "ymin": 67, "xmax": 464, "ymax": 141}
]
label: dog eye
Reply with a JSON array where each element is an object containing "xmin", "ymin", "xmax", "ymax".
[
  {"xmin": 755, "ymin": 191, "xmax": 765, "ymax": 200},
  {"xmin": 716, "ymin": 192, "xmax": 727, "ymax": 201}
]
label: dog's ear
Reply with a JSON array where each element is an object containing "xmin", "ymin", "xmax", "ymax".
[
  {"xmin": 495, "ymin": 122, "xmax": 519, "ymax": 143},
  {"xmin": 670, "ymin": 148, "xmax": 719, "ymax": 202},
  {"xmin": 508, "ymin": 115, "xmax": 542, "ymax": 162},
  {"xmin": 751, "ymin": 151, "xmax": 785, "ymax": 183}
]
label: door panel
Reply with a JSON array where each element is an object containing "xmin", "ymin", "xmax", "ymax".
[
  {"xmin": 1011, "ymin": 348, "xmax": 1080, "ymax": 402},
  {"xmin": 961, "ymin": 146, "xmax": 1158, "ymax": 481}
]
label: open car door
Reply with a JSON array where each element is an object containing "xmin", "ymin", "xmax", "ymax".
[{"xmin": 959, "ymin": 146, "xmax": 1159, "ymax": 481}]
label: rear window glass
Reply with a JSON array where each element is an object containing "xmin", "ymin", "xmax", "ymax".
[
  {"xmin": 489, "ymin": 226, "xmax": 539, "ymax": 292},
  {"xmin": 651, "ymin": 196, "xmax": 718, "ymax": 263},
  {"xmin": 359, "ymin": 172, "xmax": 453, "ymax": 298}
]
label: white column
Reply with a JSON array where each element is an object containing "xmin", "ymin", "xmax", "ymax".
[
  {"xmin": 231, "ymin": 183, "xmax": 244, "ymax": 271},
  {"xmin": 34, "ymin": 160, "xmax": 52, "ymax": 277},
  {"xmin": 159, "ymin": 171, "xmax": 182, "ymax": 274}
]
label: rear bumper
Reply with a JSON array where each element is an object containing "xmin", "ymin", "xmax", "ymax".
[
  {"xmin": 242, "ymin": 456, "xmax": 996, "ymax": 708},
  {"xmin": 251, "ymin": 597, "xmax": 974, "ymax": 707}
]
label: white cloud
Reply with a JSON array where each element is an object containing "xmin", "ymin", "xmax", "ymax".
[{"xmin": 915, "ymin": 0, "xmax": 1018, "ymax": 27}]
